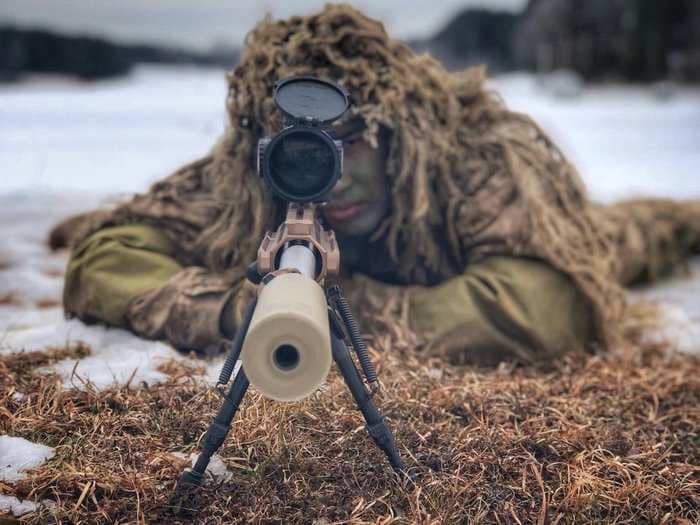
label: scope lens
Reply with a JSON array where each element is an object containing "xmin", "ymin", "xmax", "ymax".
[{"xmin": 268, "ymin": 130, "xmax": 336, "ymax": 200}]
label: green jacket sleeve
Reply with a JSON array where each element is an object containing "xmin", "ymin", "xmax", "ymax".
[
  {"xmin": 64, "ymin": 224, "xmax": 182, "ymax": 327},
  {"xmin": 408, "ymin": 256, "xmax": 595, "ymax": 365},
  {"xmin": 63, "ymin": 224, "xmax": 244, "ymax": 352}
]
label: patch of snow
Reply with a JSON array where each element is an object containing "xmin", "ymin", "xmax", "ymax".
[
  {"xmin": 0, "ymin": 306, "xmax": 65, "ymax": 336},
  {"xmin": 0, "ymin": 302, "xmax": 226, "ymax": 390},
  {"xmin": 1, "ymin": 66, "xmax": 226, "ymax": 197},
  {"xmin": 632, "ymin": 258, "xmax": 700, "ymax": 354},
  {"xmin": 0, "ymin": 436, "xmax": 55, "ymax": 483},
  {"xmin": 11, "ymin": 391, "xmax": 25, "ymax": 402},
  {"xmin": 5, "ymin": 314, "xmax": 182, "ymax": 390},
  {"xmin": 202, "ymin": 356, "xmax": 237, "ymax": 385},
  {"xmin": 536, "ymin": 69, "xmax": 585, "ymax": 99},
  {"xmin": 490, "ymin": 73, "xmax": 700, "ymax": 204},
  {"xmin": 0, "ymin": 494, "xmax": 38, "ymax": 516},
  {"xmin": 1, "ymin": 318, "xmax": 109, "ymax": 355},
  {"xmin": 643, "ymin": 304, "xmax": 700, "ymax": 355},
  {"xmin": 0, "ymin": 265, "xmax": 63, "ymax": 306},
  {"xmin": 1, "ymin": 301, "xmax": 226, "ymax": 391},
  {"xmin": 41, "ymin": 336, "xmax": 178, "ymax": 390},
  {"xmin": 425, "ymin": 367, "xmax": 443, "ymax": 380},
  {"xmin": 1, "ymin": 294, "xmax": 183, "ymax": 390},
  {"xmin": 173, "ymin": 452, "xmax": 234, "ymax": 483}
]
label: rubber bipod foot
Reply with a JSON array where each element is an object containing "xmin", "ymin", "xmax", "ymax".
[{"xmin": 170, "ymin": 469, "xmax": 204, "ymax": 514}]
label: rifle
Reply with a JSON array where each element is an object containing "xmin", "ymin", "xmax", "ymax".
[{"xmin": 173, "ymin": 76, "xmax": 409, "ymax": 507}]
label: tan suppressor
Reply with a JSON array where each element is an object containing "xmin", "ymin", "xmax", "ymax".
[{"xmin": 241, "ymin": 272, "xmax": 332, "ymax": 402}]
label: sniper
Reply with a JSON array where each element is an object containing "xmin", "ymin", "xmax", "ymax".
[{"xmin": 51, "ymin": 5, "xmax": 700, "ymax": 365}]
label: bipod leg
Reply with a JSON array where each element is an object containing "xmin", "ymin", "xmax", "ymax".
[
  {"xmin": 172, "ymin": 367, "xmax": 250, "ymax": 509},
  {"xmin": 330, "ymin": 332, "xmax": 407, "ymax": 475},
  {"xmin": 172, "ymin": 295, "xmax": 258, "ymax": 508}
]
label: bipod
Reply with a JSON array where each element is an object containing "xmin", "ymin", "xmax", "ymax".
[{"xmin": 171, "ymin": 284, "xmax": 408, "ymax": 512}]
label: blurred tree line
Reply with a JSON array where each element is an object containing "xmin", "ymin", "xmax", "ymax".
[
  {"xmin": 413, "ymin": 0, "xmax": 700, "ymax": 83},
  {"xmin": 2, "ymin": 1, "xmax": 698, "ymax": 83},
  {"xmin": 0, "ymin": 26, "xmax": 238, "ymax": 82},
  {"xmin": 515, "ymin": 0, "xmax": 700, "ymax": 82}
]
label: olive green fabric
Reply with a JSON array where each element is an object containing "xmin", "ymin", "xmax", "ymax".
[
  {"xmin": 63, "ymin": 224, "xmax": 246, "ymax": 352},
  {"xmin": 408, "ymin": 256, "xmax": 594, "ymax": 366},
  {"xmin": 64, "ymin": 225, "xmax": 181, "ymax": 327},
  {"xmin": 64, "ymin": 224, "xmax": 594, "ymax": 363}
]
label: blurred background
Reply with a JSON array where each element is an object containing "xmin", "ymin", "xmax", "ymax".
[
  {"xmin": 0, "ymin": 1, "xmax": 699, "ymax": 351},
  {"xmin": 1, "ymin": 0, "xmax": 699, "ymax": 201}
]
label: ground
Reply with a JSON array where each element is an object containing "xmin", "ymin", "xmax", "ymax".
[{"xmin": 1, "ymin": 66, "xmax": 699, "ymax": 523}]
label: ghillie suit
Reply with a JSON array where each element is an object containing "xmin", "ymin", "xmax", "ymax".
[{"xmin": 57, "ymin": 5, "xmax": 699, "ymax": 358}]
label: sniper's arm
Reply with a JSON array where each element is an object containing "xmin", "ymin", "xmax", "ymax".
[
  {"xmin": 63, "ymin": 224, "xmax": 243, "ymax": 353},
  {"xmin": 406, "ymin": 256, "xmax": 594, "ymax": 365}
]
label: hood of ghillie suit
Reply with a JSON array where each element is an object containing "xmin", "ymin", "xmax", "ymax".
[{"xmin": 81, "ymin": 4, "xmax": 626, "ymax": 347}]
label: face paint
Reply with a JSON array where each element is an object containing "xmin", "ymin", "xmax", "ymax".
[{"xmin": 323, "ymin": 124, "xmax": 390, "ymax": 236}]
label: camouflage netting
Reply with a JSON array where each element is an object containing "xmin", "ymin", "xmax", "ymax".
[{"xmin": 64, "ymin": 4, "xmax": 700, "ymax": 350}]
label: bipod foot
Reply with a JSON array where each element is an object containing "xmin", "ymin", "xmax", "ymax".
[
  {"xmin": 171, "ymin": 367, "xmax": 251, "ymax": 513},
  {"xmin": 367, "ymin": 418, "xmax": 407, "ymax": 474},
  {"xmin": 170, "ymin": 468, "xmax": 204, "ymax": 515},
  {"xmin": 330, "ymin": 331, "xmax": 409, "ymax": 476}
]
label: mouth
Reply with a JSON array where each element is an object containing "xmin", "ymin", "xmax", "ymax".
[{"xmin": 323, "ymin": 201, "xmax": 366, "ymax": 222}]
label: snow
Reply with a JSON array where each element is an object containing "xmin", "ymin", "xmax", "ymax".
[
  {"xmin": 38, "ymin": 335, "xmax": 175, "ymax": 390},
  {"xmin": 0, "ymin": 494, "xmax": 38, "ymax": 517},
  {"xmin": 0, "ymin": 494, "xmax": 55, "ymax": 518},
  {"xmin": 631, "ymin": 262, "xmax": 700, "ymax": 354},
  {"xmin": 173, "ymin": 452, "xmax": 234, "ymax": 483},
  {"xmin": 491, "ymin": 73, "xmax": 700, "ymax": 204},
  {"xmin": 0, "ymin": 436, "xmax": 55, "ymax": 483},
  {"xmin": 0, "ymin": 302, "xmax": 228, "ymax": 390},
  {"xmin": 1, "ymin": 67, "xmax": 227, "ymax": 196}
]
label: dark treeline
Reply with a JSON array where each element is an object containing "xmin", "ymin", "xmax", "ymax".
[
  {"xmin": 412, "ymin": 0, "xmax": 700, "ymax": 83},
  {"xmin": 411, "ymin": 10, "xmax": 519, "ymax": 72},
  {"xmin": 3, "ymin": 1, "xmax": 699, "ymax": 84},
  {"xmin": 0, "ymin": 26, "xmax": 239, "ymax": 82}
]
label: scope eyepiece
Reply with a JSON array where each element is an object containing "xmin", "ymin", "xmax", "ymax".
[
  {"xmin": 258, "ymin": 126, "xmax": 342, "ymax": 203},
  {"xmin": 256, "ymin": 76, "xmax": 349, "ymax": 203}
]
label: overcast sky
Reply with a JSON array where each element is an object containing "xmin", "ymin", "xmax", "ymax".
[{"xmin": 0, "ymin": 0, "xmax": 527, "ymax": 51}]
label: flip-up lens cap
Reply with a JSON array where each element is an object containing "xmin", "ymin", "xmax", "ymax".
[{"xmin": 274, "ymin": 76, "xmax": 349, "ymax": 125}]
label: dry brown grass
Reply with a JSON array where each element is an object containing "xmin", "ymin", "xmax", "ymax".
[{"xmin": 1, "ymin": 336, "xmax": 699, "ymax": 524}]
